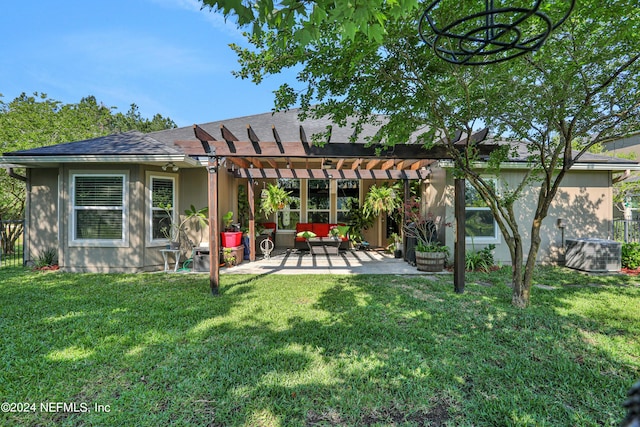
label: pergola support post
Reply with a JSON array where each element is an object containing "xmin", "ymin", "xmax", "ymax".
[
  {"xmin": 207, "ymin": 154, "xmax": 220, "ymax": 295},
  {"xmin": 403, "ymin": 179, "xmax": 410, "ymax": 259},
  {"xmin": 248, "ymin": 177, "xmax": 256, "ymax": 261},
  {"xmin": 454, "ymin": 178, "xmax": 465, "ymax": 293}
]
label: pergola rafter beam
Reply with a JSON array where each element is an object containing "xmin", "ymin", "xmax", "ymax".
[
  {"xmin": 264, "ymin": 158, "xmax": 278, "ymax": 169},
  {"xmin": 221, "ymin": 125, "xmax": 239, "ymax": 143},
  {"xmin": 248, "ymin": 157, "xmax": 263, "ymax": 169},
  {"xmin": 365, "ymin": 159, "xmax": 381, "ymax": 170},
  {"xmin": 237, "ymin": 168, "xmax": 428, "ymax": 180},
  {"xmin": 184, "ymin": 138, "xmax": 498, "ymax": 161},
  {"xmin": 381, "ymin": 159, "xmax": 396, "ymax": 170},
  {"xmin": 411, "ymin": 159, "xmax": 431, "ymax": 170},
  {"xmin": 228, "ymin": 157, "xmax": 251, "ymax": 169}
]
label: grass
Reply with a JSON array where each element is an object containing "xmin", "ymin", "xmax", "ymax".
[{"xmin": 0, "ymin": 266, "xmax": 638, "ymax": 426}]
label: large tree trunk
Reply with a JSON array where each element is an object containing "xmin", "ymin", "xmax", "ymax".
[
  {"xmin": 521, "ymin": 217, "xmax": 544, "ymax": 306},
  {"xmin": 510, "ymin": 232, "xmax": 528, "ymax": 307},
  {"xmin": 515, "ymin": 182, "xmax": 556, "ymax": 307}
]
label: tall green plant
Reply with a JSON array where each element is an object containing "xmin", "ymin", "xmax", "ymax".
[
  {"xmin": 363, "ymin": 182, "xmax": 403, "ymax": 218},
  {"xmin": 259, "ymin": 183, "xmax": 292, "ymax": 218},
  {"xmin": 344, "ymin": 199, "xmax": 374, "ymax": 244},
  {"xmin": 159, "ymin": 204, "xmax": 209, "ymax": 243}
]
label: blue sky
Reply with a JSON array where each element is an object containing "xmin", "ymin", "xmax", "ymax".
[{"xmin": 0, "ymin": 0, "xmax": 296, "ymax": 127}]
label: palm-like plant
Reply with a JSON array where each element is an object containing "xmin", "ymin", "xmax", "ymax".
[
  {"xmin": 259, "ymin": 183, "xmax": 292, "ymax": 218},
  {"xmin": 363, "ymin": 182, "xmax": 403, "ymax": 218}
]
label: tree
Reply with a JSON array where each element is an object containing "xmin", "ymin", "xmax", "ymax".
[
  {"xmin": 0, "ymin": 92, "xmax": 176, "ymax": 254},
  {"xmin": 202, "ymin": 0, "xmax": 640, "ymax": 307}
]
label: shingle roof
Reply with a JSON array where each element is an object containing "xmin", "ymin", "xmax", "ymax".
[
  {"xmin": 4, "ymin": 130, "xmax": 183, "ymax": 156},
  {"xmin": 149, "ymin": 108, "xmax": 386, "ymax": 145},
  {"xmin": 500, "ymin": 139, "xmax": 637, "ymax": 165},
  {"xmin": 3, "ymin": 109, "xmax": 637, "ymax": 167}
]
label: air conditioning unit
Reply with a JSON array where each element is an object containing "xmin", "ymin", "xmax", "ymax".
[{"xmin": 564, "ymin": 238, "xmax": 621, "ymax": 273}]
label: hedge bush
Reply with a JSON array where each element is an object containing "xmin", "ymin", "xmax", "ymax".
[{"xmin": 621, "ymin": 242, "xmax": 640, "ymax": 269}]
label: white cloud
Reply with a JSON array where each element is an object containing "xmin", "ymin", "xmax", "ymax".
[{"xmin": 147, "ymin": 0, "xmax": 244, "ymax": 38}]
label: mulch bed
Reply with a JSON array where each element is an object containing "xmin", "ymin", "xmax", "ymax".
[
  {"xmin": 33, "ymin": 264, "xmax": 59, "ymax": 271},
  {"xmin": 620, "ymin": 267, "xmax": 640, "ymax": 276}
]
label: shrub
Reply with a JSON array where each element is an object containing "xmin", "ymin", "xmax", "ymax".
[
  {"xmin": 465, "ymin": 244, "xmax": 495, "ymax": 272},
  {"xmin": 621, "ymin": 242, "xmax": 640, "ymax": 269},
  {"xmin": 34, "ymin": 248, "xmax": 58, "ymax": 268}
]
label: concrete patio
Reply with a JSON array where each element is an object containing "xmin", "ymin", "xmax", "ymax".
[{"xmin": 220, "ymin": 249, "xmax": 446, "ymax": 275}]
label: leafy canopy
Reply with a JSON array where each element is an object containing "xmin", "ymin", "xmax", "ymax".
[
  {"xmin": 0, "ymin": 93, "xmax": 177, "ymax": 221},
  {"xmin": 202, "ymin": 0, "xmax": 640, "ymax": 307}
]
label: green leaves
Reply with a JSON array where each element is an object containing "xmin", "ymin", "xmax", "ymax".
[{"xmin": 0, "ymin": 92, "xmax": 176, "ymax": 221}]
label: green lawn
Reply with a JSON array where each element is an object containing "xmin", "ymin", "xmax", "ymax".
[{"xmin": 0, "ymin": 266, "xmax": 638, "ymax": 426}]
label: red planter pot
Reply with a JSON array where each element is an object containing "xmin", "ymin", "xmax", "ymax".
[{"xmin": 221, "ymin": 231, "xmax": 243, "ymax": 248}]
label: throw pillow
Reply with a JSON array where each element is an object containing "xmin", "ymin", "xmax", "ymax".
[{"xmin": 296, "ymin": 231, "xmax": 317, "ymax": 239}]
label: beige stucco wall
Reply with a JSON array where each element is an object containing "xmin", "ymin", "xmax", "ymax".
[
  {"xmin": 26, "ymin": 168, "xmax": 59, "ymax": 265},
  {"xmin": 422, "ymin": 165, "xmax": 448, "ymax": 244},
  {"xmin": 442, "ymin": 168, "xmax": 613, "ymax": 265},
  {"xmin": 25, "ymin": 164, "xmax": 218, "ymax": 273}
]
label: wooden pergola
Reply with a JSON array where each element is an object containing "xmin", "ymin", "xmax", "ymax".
[{"xmin": 188, "ymin": 123, "xmax": 495, "ymax": 295}]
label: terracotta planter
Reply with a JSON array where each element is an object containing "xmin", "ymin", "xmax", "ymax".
[{"xmin": 415, "ymin": 251, "xmax": 446, "ymax": 272}]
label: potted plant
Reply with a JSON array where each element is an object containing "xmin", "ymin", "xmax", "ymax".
[
  {"xmin": 160, "ymin": 204, "xmax": 209, "ymax": 249},
  {"xmin": 221, "ymin": 211, "xmax": 243, "ymax": 247},
  {"xmin": 223, "ymin": 247, "xmax": 237, "ymax": 267},
  {"xmin": 222, "ymin": 211, "xmax": 235, "ymax": 231},
  {"xmin": 390, "ymin": 232, "xmax": 403, "ymax": 258},
  {"xmin": 344, "ymin": 198, "xmax": 374, "ymax": 248},
  {"xmin": 363, "ymin": 182, "xmax": 403, "ymax": 218},
  {"xmin": 414, "ymin": 240, "xmax": 449, "ymax": 272},
  {"xmin": 260, "ymin": 183, "xmax": 292, "ymax": 218},
  {"xmin": 404, "ymin": 210, "xmax": 450, "ymax": 272}
]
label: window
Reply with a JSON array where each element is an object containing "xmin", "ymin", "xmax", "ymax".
[
  {"xmin": 150, "ymin": 176, "xmax": 175, "ymax": 242},
  {"xmin": 337, "ymin": 179, "xmax": 360, "ymax": 223},
  {"xmin": 307, "ymin": 179, "xmax": 330, "ymax": 223},
  {"xmin": 465, "ymin": 179, "xmax": 499, "ymax": 242},
  {"xmin": 276, "ymin": 179, "xmax": 300, "ymax": 230},
  {"xmin": 71, "ymin": 173, "xmax": 128, "ymax": 246}
]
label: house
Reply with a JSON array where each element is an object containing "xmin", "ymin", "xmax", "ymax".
[{"xmin": 1, "ymin": 109, "xmax": 638, "ymax": 272}]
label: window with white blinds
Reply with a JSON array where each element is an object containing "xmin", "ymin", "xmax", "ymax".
[
  {"xmin": 150, "ymin": 176, "xmax": 175, "ymax": 241},
  {"xmin": 71, "ymin": 173, "xmax": 127, "ymax": 244}
]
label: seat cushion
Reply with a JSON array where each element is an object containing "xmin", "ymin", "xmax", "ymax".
[{"xmin": 296, "ymin": 223, "xmax": 313, "ymax": 233}]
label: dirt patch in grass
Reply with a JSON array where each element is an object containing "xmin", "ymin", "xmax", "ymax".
[
  {"xmin": 306, "ymin": 401, "xmax": 451, "ymax": 426},
  {"xmin": 306, "ymin": 408, "xmax": 344, "ymax": 426}
]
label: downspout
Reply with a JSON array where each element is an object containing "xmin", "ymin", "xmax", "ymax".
[{"xmin": 8, "ymin": 167, "xmax": 27, "ymax": 183}]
